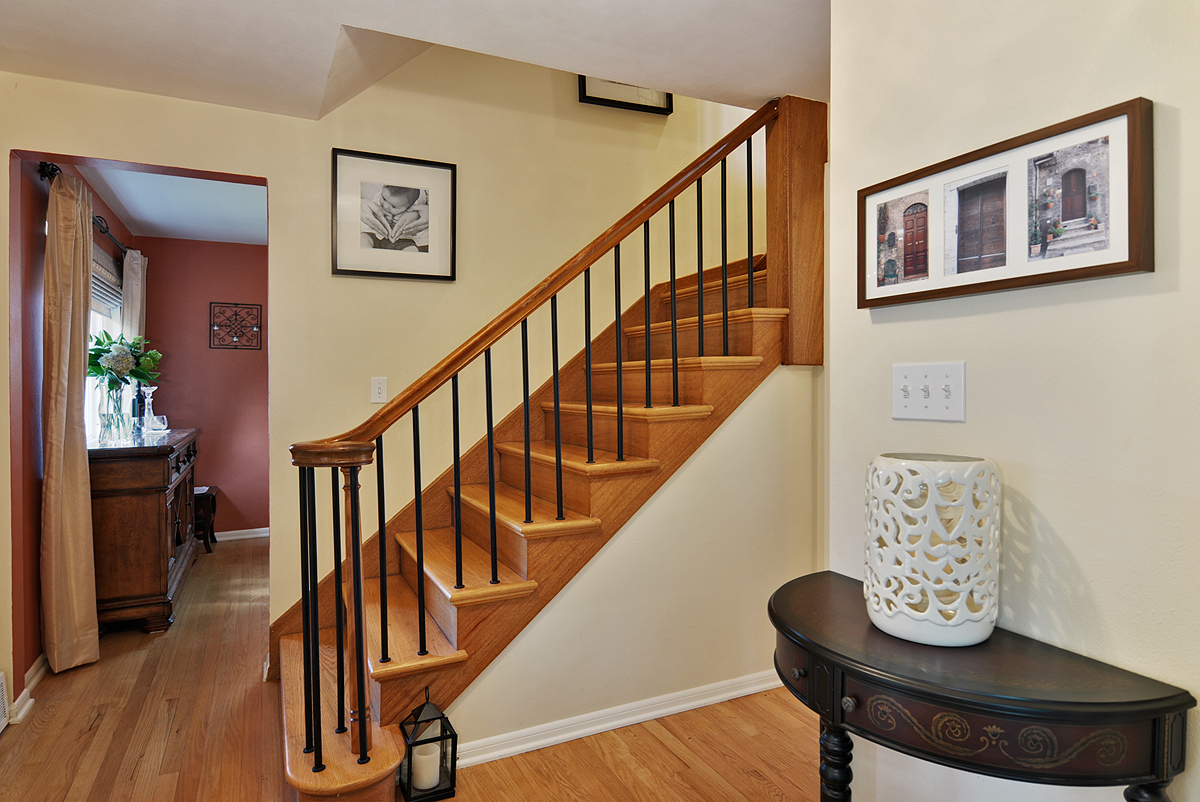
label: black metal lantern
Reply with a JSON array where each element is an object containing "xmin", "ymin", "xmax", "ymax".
[{"xmin": 398, "ymin": 688, "xmax": 457, "ymax": 801}]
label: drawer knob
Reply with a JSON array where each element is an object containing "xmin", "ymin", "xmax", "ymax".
[
  {"xmin": 841, "ymin": 696, "xmax": 857, "ymax": 713},
  {"xmin": 791, "ymin": 667, "xmax": 807, "ymax": 680}
]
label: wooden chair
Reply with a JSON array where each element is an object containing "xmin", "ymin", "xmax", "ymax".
[{"xmin": 194, "ymin": 486, "xmax": 219, "ymax": 553}]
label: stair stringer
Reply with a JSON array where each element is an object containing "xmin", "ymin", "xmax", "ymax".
[{"xmin": 373, "ymin": 305, "xmax": 787, "ymax": 725}]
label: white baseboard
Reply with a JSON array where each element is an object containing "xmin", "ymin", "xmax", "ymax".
[
  {"xmin": 215, "ymin": 527, "xmax": 270, "ymax": 541},
  {"xmin": 456, "ymin": 670, "xmax": 783, "ymax": 768},
  {"xmin": 10, "ymin": 655, "xmax": 47, "ymax": 724}
]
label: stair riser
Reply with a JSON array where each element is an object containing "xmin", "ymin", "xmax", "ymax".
[
  {"xmin": 497, "ymin": 450, "xmax": 595, "ymax": 514},
  {"xmin": 399, "ymin": 550, "xmax": 460, "ymax": 648},
  {"xmin": 545, "ymin": 407, "xmax": 647, "ymax": 455},
  {"xmin": 625, "ymin": 316, "xmax": 757, "ymax": 360},
  {"xmin": 668, "ymin": 275, "xmax": 763, "ymax": 321},
  {"xmin": 592, "ymin": 366, "xmax": 715, "ymax": 406}
]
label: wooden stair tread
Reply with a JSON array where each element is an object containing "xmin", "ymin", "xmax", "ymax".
[
  {"xmin": 280, "ymin": 632, "xmax": 402, "ymax": 796},
  {"xmin": 395, "ymin": 526, "xmax": 539, "ymax": 608},
  {"xmin": 495, "ymin": 439, "xmax": 660, "ymax": 477},
  {"xmin": 592, "ymin": 355, "xmax": 764, "ymax": 373},
  {"xmin": 545, "ymin": 401, "xmax": 715, "ymax": 422},
  {"xmin": 453, "ymin": 482, "xmax": 603, "ymax": 539},
  {"xmin": 356, "ymin": 574, "xmax": 468, "ymax": 682},
  {"xmin": 624, "ymin": 306, "xmax": 788, "ymax": 338}
]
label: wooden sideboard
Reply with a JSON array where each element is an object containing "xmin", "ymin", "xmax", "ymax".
[
  {"xmin": 769, "ymin": 571, "xmax": 1196, "ymax": 801},
  {"xmin": 88, "ymin": 428, "xmax": 200, "ymax": 631}
]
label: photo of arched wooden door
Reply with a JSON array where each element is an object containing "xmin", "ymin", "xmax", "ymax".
[
  {"xmin": 957, "ymin": 176, "xmax": 1006, "ymax": 272},
  {"xmin": 1062, "ymin": 168, "xmax": 1086, "ymax": 221},
  {"xmin": 903, "ymin": 203, "xmax": 928, "ymax": 279}
]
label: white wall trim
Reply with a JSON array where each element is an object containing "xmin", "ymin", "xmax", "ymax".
[
  {"xmin": 24, "ymin": 653, "xmax": 48, "ymax": 691},
  {"xmin": 9, "ymin": 655, "xmax": 46, "ymax": 724},
  {"xmin": 456, "ymin": 670, "xmax": 782, "ymax": 768},
  {"xmin": 216, "ymin": 527, "xmax": 270, "ymax": 541}
]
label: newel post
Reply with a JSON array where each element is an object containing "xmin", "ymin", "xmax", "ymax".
[
  {"xmin": 291, "ymin": 439, "xmax": 377, "ymax": 759},
  {"xmin": 766, "ymin": 95, "xmax": 828, "ymax": 366}
]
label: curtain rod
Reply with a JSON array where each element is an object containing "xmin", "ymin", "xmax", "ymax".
[{"xmin": 38, "ymin": 161, "xmax": 130, "ymax": 256}]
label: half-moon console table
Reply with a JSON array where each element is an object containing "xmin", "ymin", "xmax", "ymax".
[{"xmin": 769, "ymin": 571, "xmax": 1195, "ymax": 801}]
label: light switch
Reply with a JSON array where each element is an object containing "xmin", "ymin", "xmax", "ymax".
[
  {"xmin": 370, "ymin": 377, "xmax": 387, "ymax": 404},
  {"xmin": 892, "ymin": 362, "xmax": 965, "ymax": 422}
]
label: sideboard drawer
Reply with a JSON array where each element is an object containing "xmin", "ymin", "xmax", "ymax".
[
  {"xmin": 776, "ymin": 633, "xmax": 811, "ymax": 703},
  {"xmin": 840, "ymin": 674, "xmax": 1155, "ymax": 783}
]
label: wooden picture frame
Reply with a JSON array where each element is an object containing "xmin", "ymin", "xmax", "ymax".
[
  {"xmin": 578, "ymin": 76, "xmax": 673, "ymax": 115},
  {"xmin": 858, "ymin": 98, "xmax": 1152, "ymax": 308},
  {"xmin": 332, "ymin": 148, "xmax": 456, "ymax": 281}
]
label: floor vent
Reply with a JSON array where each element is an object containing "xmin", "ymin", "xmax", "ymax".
[{"xmin": 0, "ymin": 671, "xmax": 9, "ymax": 734}]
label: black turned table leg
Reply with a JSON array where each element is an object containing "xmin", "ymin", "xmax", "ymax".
[
  {"xmin": 820, "ymin": 720, "xmax": 853, "ymax": 801},
  {"xmin": 1125, "ymin": 781, "xmax": 1174, "ymax": 802}
]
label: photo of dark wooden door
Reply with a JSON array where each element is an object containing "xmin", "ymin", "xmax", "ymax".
[
  {"xmin": 957, "ymin": 177, "xmax": 1006, "ymax": 272},
  {"xmin": 1062, "ymin": 168, "xmax": 1086, "ymax": 221},
  {"xmin": 903, "ymin": 203, "xmax": 928, "ymax": 279}
]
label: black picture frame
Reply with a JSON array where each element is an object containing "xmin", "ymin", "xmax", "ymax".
[
  {"xmin": 332, "ymin": 148, "xmax": 457, "ymax": 281},
  {"xmin": 858, "ymin": 98, "xmax": 1152, "ymax": 308},
  {"xmin": 578, "ymin": 76, "xmax": 673, "ymax": 115}
]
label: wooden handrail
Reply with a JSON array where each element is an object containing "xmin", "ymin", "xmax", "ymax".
[{"xmin": 295, "ymin": 99, "xmax": 780, "ymax": 457}]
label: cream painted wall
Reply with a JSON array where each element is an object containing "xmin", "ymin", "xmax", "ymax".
[
  {"xmin": 829, "ymin": 2, "xmax": 1200, "ymax": 800},
  {"xmin": 1, "ymin": 46, "xmax": 815, "ymax": 730},
  {"xmin": 451, "ymin": 366, "xmax": 818, "ymax": 738}
]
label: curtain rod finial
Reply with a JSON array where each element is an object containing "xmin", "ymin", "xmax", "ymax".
[{"xmin": 38, "ymin": 162, "xmax": 62, "ymax": 182}]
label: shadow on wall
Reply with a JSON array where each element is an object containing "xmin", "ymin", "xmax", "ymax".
[{"xmin": 999, "ymin": 486, "xmax": 1108, "ymax": 652}]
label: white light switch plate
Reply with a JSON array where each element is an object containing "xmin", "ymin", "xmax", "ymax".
[
  {"xmin": 370, "ymin": 377, "xmax": 387, "ymax": 404},
  {"xmin": 892, "ymin": 362, "xmax": 965, "ymax": 421}
]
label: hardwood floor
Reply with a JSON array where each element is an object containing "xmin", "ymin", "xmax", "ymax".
[
  {"xmin": 0, "ymin": 534, "xmax": 820, "ymax": 801},
  {"xmin": 455, "ymin": 689, "xmax": 820, "ymax": 802},
  {"xmin": 0, "ymin": 536, "xmax": 289, "ymax": 802}
]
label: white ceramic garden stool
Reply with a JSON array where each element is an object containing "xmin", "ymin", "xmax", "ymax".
[{"xmin": 864, "ymin": 453, "xmax": 1001, "ymax": 647}]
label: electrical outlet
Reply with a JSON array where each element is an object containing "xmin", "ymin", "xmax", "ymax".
[
  {"xmin": 892, "ymin": 362, "xmax": 965, "ymax": 422},
  {"xmin": 370, "ymin": 377, "xmax": 387, "ymax": 404}
]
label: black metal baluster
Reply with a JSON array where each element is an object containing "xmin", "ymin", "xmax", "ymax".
[
  {"xmin": 298, "ymin": 470, "xmax": 314, "ymax": 755},
  {"xmin": 613, "ymin": 245, "xmax": 624, "ymax": 462},
  {"xmin": 304, "ymin": 467, "xmax": 324, "ymax": 771},
  {"xmin": 346, "ymin": 466, "xmax": 370, "ymax": 764},
  {"xmin": 375, "ymin": 435, "xmax": 389, "ymax": 664},
  {"xmin": 485, "ymin": 349, "xmax": 499, "ymax": 584},
  {"xmin": 669, "ymin": 200, "xmax": 679, "ymax": 407},
  {"xmin": 551, "ymin": 295, "xmax": 565, "ymax": 521},
  {"xmin": 746, "ymin": 136, "xmax": 755, "ymax": 309},
  {"xmin": 584, "ymin": 268, "xmax": 595, "ymax": 464},
  {"xmin": 330, "ymin": 468, "xmax": 346, "ymax": 734},
  {"xmin": 643, "ymin": 221, "xmax": 652, "ymax": 408},
  {"xmin": 720, "ymin": 157, "xmax": 730, "ymax": 356},
  {"xmin": 451, "ymin": 375, "xmax": 464, "ymax": 589},
  {"xmin": 696, "ymin": 175, "xmax": 705, "ymax": 358},
  {"xmin": 412, "ymin": 406, "xmax": 427, "ymax": 656},
  {"xmin": 521, "ymin": 322, "xmax": 532, "ymax": 524}
]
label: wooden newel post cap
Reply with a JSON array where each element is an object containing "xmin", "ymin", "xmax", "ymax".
[{"xmin": 290, "ymin": 440, "xmax": 375, "ymax": 468}]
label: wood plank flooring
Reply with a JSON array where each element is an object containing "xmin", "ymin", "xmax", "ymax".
[
  {"xmin": 0, "ymin": 536, "xmax": 289, "ymax": 802},
  {"xmin": 0, "ymin": 534, "xmax": 820, "ymax": 801}
]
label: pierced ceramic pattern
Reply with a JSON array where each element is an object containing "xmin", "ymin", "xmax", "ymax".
[{"xmin": 864, "ymin": 453, "xmax": 1001, "ymax": 647}]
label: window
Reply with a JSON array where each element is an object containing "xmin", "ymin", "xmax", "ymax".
[{"xmin": 85, "ymin": 244, "xmax": 123, "ymax": 441}]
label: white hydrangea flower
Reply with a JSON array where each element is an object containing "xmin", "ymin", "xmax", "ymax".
[{"xmin": 99, "ymin": 344, "xmax": 136, "ymax": 378}]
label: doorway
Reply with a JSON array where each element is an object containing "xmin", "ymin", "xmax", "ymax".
[
  {"xmin": 903, "ymin": 203, "xmax": 929, "ymax": 279},
  {"xmin": 1062, "ymin": 168, "xmax": 1086, "ymax": 221},
  {"xmin": 957, "ymin": 177, "xmax": 1006, "ymax": 272}
]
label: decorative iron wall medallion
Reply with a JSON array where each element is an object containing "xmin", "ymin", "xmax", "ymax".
[{"xmin": 210, "ymin": 302, "xmax": 262, "ymax": 349}]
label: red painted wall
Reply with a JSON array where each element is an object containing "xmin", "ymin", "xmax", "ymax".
[{"xmin": 139, "ymin": 237, "xmax": 269, "ymax": 532}]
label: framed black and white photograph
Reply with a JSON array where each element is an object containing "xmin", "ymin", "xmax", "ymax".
[
  {"xmin": 578, "ymin": 76, "xmax": 673, "ymax": 115},
  {"xmin": 332, "ymin": 148, "xmax": 456, "ymax": 281},
  {"xmin": 858, "ymin": 98, "xmax": 1152, "ymax": 308}
]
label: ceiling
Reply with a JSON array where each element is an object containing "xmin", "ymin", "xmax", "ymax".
[{"xmin": 6, "ymin": 0, "xmax": 829, "ymax": 243}]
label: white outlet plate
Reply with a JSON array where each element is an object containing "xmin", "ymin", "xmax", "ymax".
[
  {"xmin": 370, "ymin": 377, "xmax": 387, "ymax": 404},
  {"xmin": 892, "ymin": 362, "xmax": 965, "ymax": 422}
]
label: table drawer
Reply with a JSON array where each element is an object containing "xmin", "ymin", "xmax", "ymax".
[
  {"xmin": 840, "ymin": 674, "xmax": 1154, "ymax": 783},
  {"xmin": 775, "ymin": 633, "xmax": 811, "ymax": 702}
]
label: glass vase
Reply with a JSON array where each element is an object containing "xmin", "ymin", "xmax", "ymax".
[{"xmin": 98, "ymin": 381, "xmax": 132, "ymax": 445}]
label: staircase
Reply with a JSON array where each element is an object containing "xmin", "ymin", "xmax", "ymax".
[{"xmin": 272, "ymin": 96, "xmax": 826, "ymax": 801}]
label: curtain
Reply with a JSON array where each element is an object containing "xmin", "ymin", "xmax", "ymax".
[
  {"xmin": 41, "ymin": 173, "xmax": 100, "ymax": 672},
  {"xmin": 121, "ymin": 249, "xmax": 148, "ymax": 339}
]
